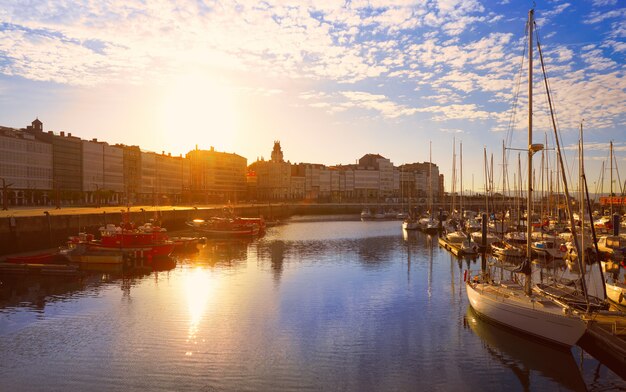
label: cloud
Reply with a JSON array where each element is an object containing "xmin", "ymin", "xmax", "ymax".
[
  {"xmin": 0, "ymin": 0, "xmax": 623, "ymax": 143},
  {"xmin": 585, "ymin": 8, "xmax": 626, "ymax": 24}
]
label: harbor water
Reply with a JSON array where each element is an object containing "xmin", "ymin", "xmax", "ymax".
[{"xmin": 1, "ymin": 216, "xmax": 624, "ymax": 391}]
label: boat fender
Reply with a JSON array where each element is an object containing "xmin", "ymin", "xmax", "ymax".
[{"xmin": 463, "ymin": 270, "xmax": 468, "ymax": 282}]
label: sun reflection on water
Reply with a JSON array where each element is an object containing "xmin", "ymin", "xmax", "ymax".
[{"xmin": 184, "ymin": 267, "xmax": 215, "ymax": 355}]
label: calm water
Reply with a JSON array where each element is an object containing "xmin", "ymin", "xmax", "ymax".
[{"xmin": 1, "ymin": 216, "xmax": 624, "ymax": 391}]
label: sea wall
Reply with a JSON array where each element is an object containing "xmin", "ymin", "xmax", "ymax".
[{"xmin": 0, "ymin": 204, "xmax": 364, "ymax": 256}]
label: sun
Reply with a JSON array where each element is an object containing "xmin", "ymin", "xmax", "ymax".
[{"xmin": 160, "ymin": 73, "xmax": 238, "ymax": 153}]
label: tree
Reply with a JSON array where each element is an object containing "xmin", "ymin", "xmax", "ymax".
[{"xmin": 1, "ymin": 178, "xmax": 13, "ymax": 211}]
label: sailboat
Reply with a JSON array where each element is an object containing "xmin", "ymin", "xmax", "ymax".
[
  {"xmin": 419, "ymin": 141, "xmax": 439, "ymax": 233},
  {"xmin": 466, "ymin": 9, "xmax": 586, "ymax": 347},
  {"xmin": 402, "ymin": 165, "xmax": 420, "ymax": 230}
]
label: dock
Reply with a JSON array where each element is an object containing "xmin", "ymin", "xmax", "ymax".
[
  {"xmin": 0, "ymin": 262, "xmax": 80, "ymax": 276},
  {"xmin": 579, "ymin": 312, "xmax": 626, "ymax": 379}
]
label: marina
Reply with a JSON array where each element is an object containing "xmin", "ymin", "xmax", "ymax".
[
  {"xmin": 0, "ymin": 3, "xmax": 625, "ymax": 391},
  {"xmin": 0, "ymin": 217, "xmax": 625, "ymax": 390}
]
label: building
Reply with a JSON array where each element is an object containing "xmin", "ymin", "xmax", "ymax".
[
  {"xmin": 248, "ymin": 141, "xmax": 292, "ymax": 200},
  {"xmin": 82, "ymin": 139, "xmax": 124, "ymax": 205},
  {"xmin": 156, "ymin": 152, "xmax": 188, "ymax": 204},
  {"xmin": 0, "ymin": 126, "xmax": 53, "ymax": 206},
  {"xmin": 187, "ymin": 146, "xmax": 247, "ymax": 203},
  {"xmin": 119, "ymin": 144, "xmax": 141, "ymax": 205},
  {"xmin": 398, "ymin": 162, "xmax": 440, "ymax": 200},
  {"xmin": 24, "ymin": 119, "xmax": 83, "ymax": 204}
]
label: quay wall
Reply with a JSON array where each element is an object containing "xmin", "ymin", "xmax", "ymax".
[{"xmin": 0, "ymin": 203, "xmax": 365, "ymax": 256}]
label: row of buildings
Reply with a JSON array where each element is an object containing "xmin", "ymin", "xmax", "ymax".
[{"xmin": 0, "ymin": 119, "xmax": 443, "ymax": 207}]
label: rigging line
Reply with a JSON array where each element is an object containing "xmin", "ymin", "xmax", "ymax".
[
  {"xmin": 536, "ymin": 21, "xmax": 590, "ymax": 308},
  {"xmin": 534, "ymin": 22, "xmax": 577, "ymax": 198},
  {"xmin": 504, "ymin": 21, "xmax": 529, "ymax": 160},
  {"xmin": 500, "ymin": 23, "xmax": 529, "ymax": 197}
]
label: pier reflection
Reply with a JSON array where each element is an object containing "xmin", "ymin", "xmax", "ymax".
[
  {"xmin": 464, "ymin": 307, "xmax": 586, "ymax": 391},
  {"xmin": 0, "ymin": 258, "xmax": 176, "ymax": 316}
]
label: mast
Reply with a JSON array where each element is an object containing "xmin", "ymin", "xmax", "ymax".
[
  {"xmin": 451, "ymin": 137, "xmax": 456, "ymax": 215},
  {"xmin": 484, "ymin": 147, "xmax": 489, "ymax": 216},
  {"xmin": 460, "ymin": 141, "xmax": 463, "ymax": 215},
  {"xmin": 429, "ymin": 141, "xmax": 433, "ymax": 216},
  {"xmin": 580, "ymin": 123, "xmax": 585, "ymax": 274},
  {"xmin": 535, "ymin": 10, "xmax": 589, "ymax": 306},
  {"xmin": 610, "ymin": 140, "xmax": 614, "ymax": 217},
  {"xmin": 526, "ymin": 8, "xmax": 534, "ymax": 296}
]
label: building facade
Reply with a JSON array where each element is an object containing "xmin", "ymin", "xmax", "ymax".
[
  {"xmin": 187, "ymin": 147, "xmax": 247, "ymax": 203},
  {"xmin": 248, "ymin": 141, "xmax": 291, "ymax": 200},
  {"xmin": 0, "ymin": 126, "xmax": 53, "ymax": 206}
]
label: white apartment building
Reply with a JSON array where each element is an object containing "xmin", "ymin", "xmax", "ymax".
[
  {"xmin": 82, "ymin": 139, "xmax": 124, "ymax": 204},
  {"xmin": 0, "ymin": 127, "xmax": 53, "ymax": 205}
]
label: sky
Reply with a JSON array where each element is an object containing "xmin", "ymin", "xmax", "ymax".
[{"xmin": 0, "ymin": 0, "xmax": 624, "ymax": 194}]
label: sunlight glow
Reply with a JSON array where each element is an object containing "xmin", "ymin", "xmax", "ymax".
[
  {"xmin": 160, "ymin": 73, "xmax": 238, "ymax": 153},
  {"xmin": 184, "ymin": 266, "xmax": 215, "ymax": 354}
]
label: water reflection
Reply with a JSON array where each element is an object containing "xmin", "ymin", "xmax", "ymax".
[
  {"xmin": 465, "ymin": 306, "xmax": 587, "ymax": 391},
  {"xmin": 186, "ymin": 238, "xmax": 252, "ymax": 268},
  {"xmin": 184, "ymin": 267, "xmax": 215, "ymax": 355},
  {"xmin": 0, "ymin": 219, "xmax": 624, "ymax": 391}
]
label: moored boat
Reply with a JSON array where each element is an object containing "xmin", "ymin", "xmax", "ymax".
[
  {"xmin": 187, "ymin": 217, "xmax": 261, "ymax": 237},
  {"xmin": 439, "ymin": 231, "xmax": 478, "ymax": 256}
]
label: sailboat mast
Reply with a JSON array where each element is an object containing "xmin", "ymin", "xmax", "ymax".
[
  {"xmin": 580, "ymin": 123, "xmax": 585, "ymax": 271},
  {"xmin": 460, "ymin": 141, "xmax": 463, "ymax": 214},
  {"xmin": 452, "ymin": 137, "xmax": 456, "ymax": 215},
  {"xmin": 429, "ymin": 141, "xmax": 433, "ymax": 214},
  {"xmin": 610, "ymin": 140, "xmax": 614, "ymax": 217},
  {"xmin": 526, "ymin": 8, "xmax": 534, "ymax": 296}
]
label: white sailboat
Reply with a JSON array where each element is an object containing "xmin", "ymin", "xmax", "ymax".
[
  {"xmin": 466, "ymin": 9, "xmax": 586, "ymax": 347},
  {"xmin": 420, "ymin": 141, "xmax": 439, "ymax": 233}
]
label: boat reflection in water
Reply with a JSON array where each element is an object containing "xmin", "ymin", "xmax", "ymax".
[
  {"xmin": 465, "ymin": 307, "xmax": 586, "ymax": 391},
  {"xmin": 183, "ymin": 238, "xmax": 252, "ymax": 269}
]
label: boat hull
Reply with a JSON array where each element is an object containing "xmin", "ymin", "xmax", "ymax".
[
  {"xmin": 606, "ymin": 282, "xmax": 626, "ymax": 306},
  {"xmin": 466, "ymin": 282, "xmax": 586, "ymax": 347},
  {"xmin": 402, "ymin": 221, "xmax": 419, "ymax": 230}
]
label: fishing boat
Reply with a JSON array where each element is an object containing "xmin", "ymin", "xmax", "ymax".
[
  {"xmin": 170, "ymin": 236, "xmax": 204, "ymax": 253},
  {"xmin": 65, "ymin": 222, "xmax": 175, "ymax": 260},
  {"xmin": 466, "ymin": 9, "xmax": 587, "ymax": 347},
  {"xmin": 187, "ymin": 217, "xmax": 261, "ymax": 237},
  {"xmin": 6, "ymin": 252, "xmax": 68, "ymax": 265}
]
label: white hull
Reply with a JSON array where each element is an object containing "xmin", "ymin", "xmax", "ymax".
[
  {"xmin": 466, "ymin": 282, "xmax": 586, "ymax": 347},
  {"xmin": 606, "ymin": 282, "xmax": 626, "ymax": 306},
  {"xmin": 402, "ymin": 221, "xmax": 419, "ymax": 230}
]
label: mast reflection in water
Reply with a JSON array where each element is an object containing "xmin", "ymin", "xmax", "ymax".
[{"xmin": 0, "ymin": 216, "xmax": 624, "ymax": 391}]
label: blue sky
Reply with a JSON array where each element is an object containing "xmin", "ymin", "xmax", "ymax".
[{"xmin": 0, "ymin": 0, "xmax": 624, "ymax": 194}]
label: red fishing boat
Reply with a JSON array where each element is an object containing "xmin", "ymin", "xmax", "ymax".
[{"xmin": 66, "ymin": 222, "xmax": 175, "ymax": 260}]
